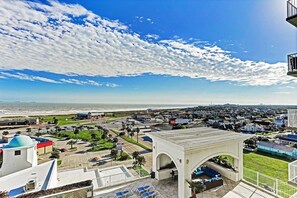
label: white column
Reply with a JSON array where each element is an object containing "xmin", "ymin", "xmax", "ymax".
[{"xmin": 238, "ymin": 142, "xmax": 244, "ymax": 180}]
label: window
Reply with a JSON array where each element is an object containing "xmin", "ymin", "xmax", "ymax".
[{"xmin": 15, "ymin": 150, "xmax": 21, "ymax": 156}]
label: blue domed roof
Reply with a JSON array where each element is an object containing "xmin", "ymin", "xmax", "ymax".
[{"xmin": 4, "ymin": 135, "xmax": 34, "ymax": 148}]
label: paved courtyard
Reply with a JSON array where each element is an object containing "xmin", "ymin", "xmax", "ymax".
[{"xmin": 94, "ymin": 176, "xmax": 277, "ymax": 198}]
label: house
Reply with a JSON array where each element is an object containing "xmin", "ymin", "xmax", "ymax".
[
  {"xmin": 279, "ymin": 134, "xmax": 297, "ymax": 145},
  {"xmin": 169, "ymin": 118, "xmax": 189, "ymax": 126},
  {"xmin": 257, "ymin": 141, "xmax": 297, "ymax": 159},
  {"xmin": 241, "ymin": 123, "xmax": 264, "ymax": 133},
  {"xmin": 0, "ymin": 118, "xmax": 39, "ymax": 126}
]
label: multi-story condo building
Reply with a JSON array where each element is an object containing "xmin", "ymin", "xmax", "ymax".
[{"xmin": 287, "ymin": 0, "xmax": 297, "ymax": 77}]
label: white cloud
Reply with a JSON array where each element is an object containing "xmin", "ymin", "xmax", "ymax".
[
  {"xmin": 0, "ymin": 71, "xmax": 119, "ymax": 87},
  {"xmin": 0, "ymin": 72, "xmax": 61, "ymax": 83},
  {"xmin": 59, "ymin": 78, "xmax": 118, "ymax": 87},
  {"xmin": 146, "ymin": 34, "xmax": 159, "ymax": 40},
  {"xmin": 0, "ymin": 0, "xmax": 294, "ymax": 86}
]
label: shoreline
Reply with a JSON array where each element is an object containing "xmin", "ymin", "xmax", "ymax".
[{"xmin": 0, "ymin": 105, "xmax": 196, "ymax": 118}]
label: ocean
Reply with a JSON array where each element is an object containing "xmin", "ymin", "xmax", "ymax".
[{"xmin": 0, "ymin": 102, "xmax": 194, "ymax": 117}]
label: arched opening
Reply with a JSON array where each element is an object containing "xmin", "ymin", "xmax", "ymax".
[
  {"xmin": 155, "ymin": 153, "xmax": 179, "ymax": 181},
  {"xmin": 189, "ymin": 154, "xmax": 239, "ymax": 196}
]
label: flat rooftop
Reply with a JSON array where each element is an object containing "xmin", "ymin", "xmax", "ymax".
[
  {"xmin": 148, "ymin": 127, "xmax": 251, "ymax": 151},
  {"xmin": 0, "ymin": 160, "xmax": 57, "ymax": 197}
]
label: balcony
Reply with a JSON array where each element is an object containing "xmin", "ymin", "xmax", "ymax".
[
  {"xmin": 287, "ymin": 0, "xmax": 297, "ymax": 27},
  {"xmin": 288, "ymin": 53, "xmax": 297, "ymax": 77}
]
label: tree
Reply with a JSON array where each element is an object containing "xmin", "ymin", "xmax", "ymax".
[
  {"xmin": 110, "ymin": 148, "xmax": 118, "ymax": 160},
  {"xmin": 53, "ymin": 117, "xmax": 58, "ymax": 125},
  {"xmin": 2, "ymin": 131, "xmax": 9, "ymax": 136},
  {"xmin": 136, "ymin": 127, "xmax": 140, "ymax": 143},
  {"xmin": 74, "ymin": 128, "xmax": 80, "ymax": 140},
  {"xmin": 50, "ymin": 151, "xmax": 60, "ymax": 159},
  {"xmin": 244, "ymin": 138, "xmax": 256, "ymax": 148},
  {"xmin": 91, "ymin": 133, "xmax": 97, "ymax": 140},
  {"xmin": 113, "ymin": 137, "xmax": 118, "ymax": 143},
  {"xmin": 186, "ymin": 180, "xmax": 205, "ymax": 198},
  {"xmin": 26, "ymin": 128, "xmax": 32, "ymax": 134},
  {"xmin": 132, "ymin": 151, "xmax": 140, "ymax": 160},
  {"xmin": 101, "ymin": 133, "xmax": 107, "ymax": 143},
  {"xmin": 136, "ymin": 156, "xmax": 146, "ymax": 168},
  {"xmin": 129, "ymin": 131, "xmax": 134, "ymax": 140},
  {"xmin": 67, "ymin": 140, "xmax": 77, "ymax": 149},
  {"xmin": 35, "ymin": 132, "xmax": 42, "ymax": 137}
]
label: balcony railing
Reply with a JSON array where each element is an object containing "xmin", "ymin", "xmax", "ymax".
[
  {"xmin": 288, "ymin": 0, "xmax": 297, "ymax": 18},
  {"xmin": 288, "ymin": 53, "xmax": 297, "ymax": 75}
]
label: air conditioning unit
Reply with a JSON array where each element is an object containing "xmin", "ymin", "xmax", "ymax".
[{"xmin": 25, "ymin": 180, "xmax": 36, "ymax": 191}]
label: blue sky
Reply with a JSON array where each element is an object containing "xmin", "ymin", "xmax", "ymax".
[{"xmin": 0, "ymin": 0, "xmax": 297, "ymax": 104}]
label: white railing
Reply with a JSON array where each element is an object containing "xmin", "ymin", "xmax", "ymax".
[
  {"xmin": 288, "ymin": 53, "xmax": 297, "ymax": 73},
  {"xmin": 244, "ymin": 168, "xmax": 297, "ymax": 198},
  {"xmin": 288, "ymin": 0, "xmax": 297, "ymax": 18},
  {"xmin": 289, "ymin": 160, "xmax": 297, "ymax": 185}
]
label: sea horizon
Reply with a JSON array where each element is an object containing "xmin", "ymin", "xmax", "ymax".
[{"xmin": 0, "ymin": 102, "xmax": 197, "ymax": 118}]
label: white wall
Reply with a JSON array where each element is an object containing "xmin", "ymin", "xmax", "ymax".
[
  {"xmin": 0, "ymin": 145, "xmax": 37, "ymax": 177},
  {"xmin": 288, "ymin": 109, "xmax": 297, "ymax": 128}
]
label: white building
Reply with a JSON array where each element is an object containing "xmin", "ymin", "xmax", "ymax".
[
  {"xmin": 0, "ymin": 135, "xmax": 38, "ymax": 177},
  {"xmin": 242, "ymin": 123, "xmax": 264, "ymax": 133},
  {"xmin": 288, "ymin": 109, "xmax": 297, "ymax": 128}
]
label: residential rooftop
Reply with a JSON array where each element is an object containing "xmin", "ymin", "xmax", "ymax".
[{"xmin": 148, "ymin": 127, "xmax": 252, "ymax": 151}]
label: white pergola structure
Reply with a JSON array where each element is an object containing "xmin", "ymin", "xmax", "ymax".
[{"xmin": 147, "ymin": 127, "xmax": 251, "ymax": 198}]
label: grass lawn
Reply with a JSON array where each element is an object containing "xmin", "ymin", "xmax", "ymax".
[
  {"xmin": 243, "ymin": 152, "xmax": 297, "ymax": 198},
  {"xmin": 243, "ymin": 152, "xmax": 289, "ymax": 182},
  {"xmin": 64, "ymin": 130, "xmax": 102, "ymax": 141},
  {"xmin": 38, "ymin": 114, "xmax": 84, "ymax": 126},
  {"xmin": 88, "ymin": 142, "xmax": 114, "ymax": 152},
  {"xmin": 134, "ymin": 165, "xmax": 150, "ymax": 177}
]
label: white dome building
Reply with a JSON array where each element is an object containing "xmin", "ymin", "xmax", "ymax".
[{"xmin": 0, "ymin": 135, "xmax": 37, "ymax": 177}]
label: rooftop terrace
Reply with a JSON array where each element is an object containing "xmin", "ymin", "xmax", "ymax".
[{"xmin": 148, "ymin": 127, "xmax": 251, "ymax": 151}]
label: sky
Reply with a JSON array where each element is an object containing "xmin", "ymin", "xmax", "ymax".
[{"xmin": 0, "ymin": 0, "xmax": 297, "ymax": 105}]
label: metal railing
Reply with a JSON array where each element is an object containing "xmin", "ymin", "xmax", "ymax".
[
  {"xmin": 288, "ymin": 0, "xmax": 297, "ymax": 18},
  {"xmin": 288, "ymin": 53, "xmax": 297, "ymax": 73},
  {"xmin": 243, "ymin": 168, "xmax": 297, "ymax": 198}
]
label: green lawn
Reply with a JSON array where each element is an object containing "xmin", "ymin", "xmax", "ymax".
[
  {"xmin": 134, "ymin": 165, "xmax": 150, "ymax": 177},
  {"xmin": 63, "ymin": 130, "xmax": 102, "ymax": 141},
  {"xmin": 243, "ymin": 152, "xmax": 289, "ymax": 182},
  {"xmin": 38, "ymin": 114, "xmax": 85, "ymax": 126}
]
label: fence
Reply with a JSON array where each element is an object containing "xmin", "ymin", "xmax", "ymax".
[
  {"xmin": 288, "ymin": 0, "xmax": 297, "ymax": 18},
  {"xmin": 243, "ymin": 168, "xmax": 297, "ymax": 198},
  {"xmin": 289, "ymin": 160, "xmax": 297, "ymax": 185}
]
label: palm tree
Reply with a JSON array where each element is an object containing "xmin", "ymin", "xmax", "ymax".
[
  {"xmin": 26, "ymin": 128, "xmax": 32, "ymax": 135},
  {"xmin": 67, "ymin": 140, "xmax": 77, "ymax": 149},
  {"xmin": 136, "ymin": 127, "xmax": 140, "ymax": 143},
  {"xmin": 186, "ymin": 180, "xmax": 205, "ymax": 198},
  {"xmin": 129, "ymin": 131, "xmax": 134, "ymax": 140},
  {"xmin": 110, "ymin": 148, "xmax": 118, "ymax": 160},
  {"xmin": 136, "ymin": 156, "xmax": 146, "ymax": 168},
  {"xmin": 74, "ymin": 128, "xmax": 80, "ymax": 140},
  {"xmin": 132, "ymin": 151, "xmax": 140, "ymax": 160}
]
